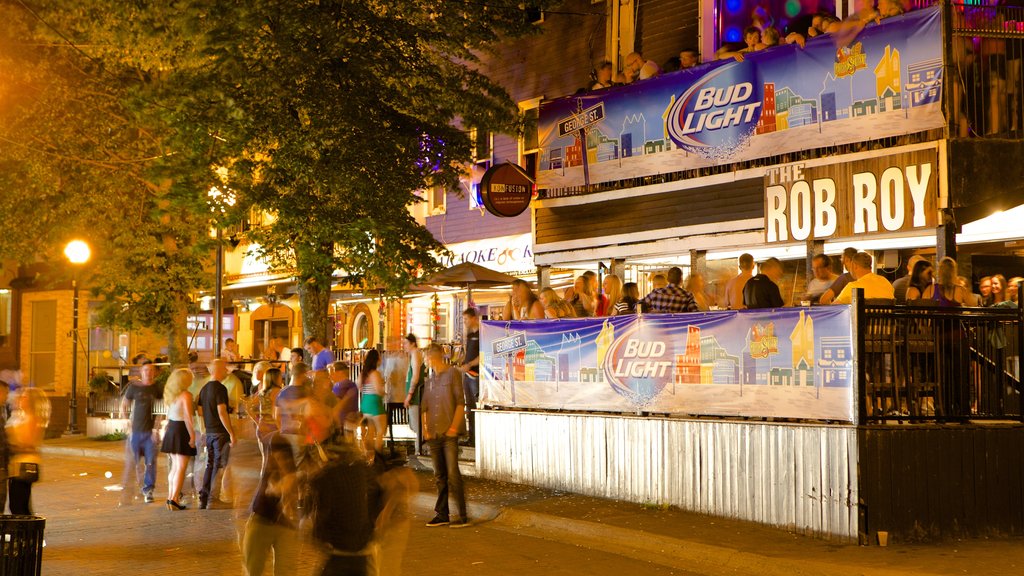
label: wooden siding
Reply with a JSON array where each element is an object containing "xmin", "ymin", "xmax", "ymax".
[
  {"xmin": 425, "ymin": 190, "xmax": 531, "ymax": 245},
  {"xmin": 859, "ymin": 425, "xmax": 1024, "ymax": 542},
  {"xmin": 477, "ymin": 410, "xmax": 859, "ymax": 540},
  {"xmin": 535, "ymin": 178, "xmax": 763, "ymax": 245},
  {"xmin": 637, "ymin": 0, "xmax": 701, "ymax": 67}
]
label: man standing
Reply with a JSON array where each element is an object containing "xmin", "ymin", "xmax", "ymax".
[
  {"xmin": 819, "ymin": 247, "xmax": 859, "ymax": 304},
  {"xmin": 804, "ymin": 254, "xmax": 839, "ymax": 303},
  {"xmin": 197, "ymin": 358, "xmax": 236, "ymax": 510},
  {"xmin": 305, "ymin": 337, "xmax": 335, "ymax": 372},
  {"xmin": 641, "ymin": 267, "xmax": 698, "ymax": 313},
  {"xmin": 421, "ymin": 344, "xmax": 469, "ymax": 528},
  {"xmin": 743, "ymin": 258, "xmax": 786, "ymax": 309},
  {"xmin": 459, "ymin": 308, "xmax": 481, "ymax": 446},
  {"xmin": 724, "ymin": 254, "xmax": 755, "ymax": 310},
  {"xmin": 120, "ymin": 361, "xmax": 159, "ymax": 503},
  {"xmin": 833, "ymin": 252, "xmax": 895, "ymax": 304}
]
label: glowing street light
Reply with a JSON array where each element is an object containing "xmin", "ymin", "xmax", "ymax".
[{"xmin": 64, "ymin": 239, "xmax": 90, "ymax": 435}]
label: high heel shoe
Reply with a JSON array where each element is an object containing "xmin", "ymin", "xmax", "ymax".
[{"xmin": 166, "ymin": 499, "xmax": 187, "ymax": 511}]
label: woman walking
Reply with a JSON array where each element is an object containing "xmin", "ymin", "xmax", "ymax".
[
  {"xmin": 7, "ymin": 387, "xmax": 49, "ymax": 514},
  {"xmin": 162, "ymin": 368, "xmax": 197, "ymax": 510},
  {"xmin": 360, "ymin": 349, "xmax": 387, "ymax": 453}
]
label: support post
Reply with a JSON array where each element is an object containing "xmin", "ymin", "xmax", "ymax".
[
  {"xmin": 537, "ymin": 265, "xmax": 551, "ymax": 291},
  {"xmin": 936, "ymin": 218, "xmax": 959, "ymax": 262},
  {"xmin": 66, "ymin": 278, "xmax": 81, "ymax": 436},
  {"xmin": 689, "ymin": 249, "xmax": 707, "ymax": 278},
  {"xmin": 214, "ymin": 228, "xmax": 224, "ymax": 358}
]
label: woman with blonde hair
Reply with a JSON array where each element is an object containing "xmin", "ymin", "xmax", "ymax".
[
  {"xmin": 603, "ymin": 274, "xmax": 623, "ymax": 316},
  {"xmin": 570, "ymin": 275, "xmax": 597, "ymax": 317},
  {"xmin": 7, "ymin": 386, "xmax": 50, "ymax": 514},
  {"xmin": 923, "ymin": 257, "xmax": 971, "ymax": 307},
  {"xmin": 161, "ymin": 368, "xmax": 197, "ymax": 510},
  {"xmin": 539, "ymin": 287, "xmax": 576, "ymax": 318}
]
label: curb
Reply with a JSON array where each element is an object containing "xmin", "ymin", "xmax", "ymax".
[
  {"xmin": 41, "ymin": 444, "xmax": 124, "ymax": 462},
  {"xmin": 489, "ymin": 508, "xmax": 940, "ymax": 576},
  {"xmin": 406, "ymin": 454, "xmax": 478, "ymax": 477}
]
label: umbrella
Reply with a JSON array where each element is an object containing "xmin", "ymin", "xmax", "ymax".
[{"xmin": 425, "ymin": 262, "xmax": 521, "ymax": 305}]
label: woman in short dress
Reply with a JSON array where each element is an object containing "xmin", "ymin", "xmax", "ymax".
[
  {"xmin": 360, "ymin": 349, "xmax": 387, "ymax": 453},
  {"xmin": 7, "ymin": 387, "xmax": 50, "ymax": 515},
  {"xmin": 161, "ymin": 368, "xmax": 197, "ymax": 510}
]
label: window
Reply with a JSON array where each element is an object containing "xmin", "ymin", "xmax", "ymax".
[
  {"xmin": 186, "ymin": 313, "xmax": 236, "ymax": 354},
  {"xmin": 518, "ymin": 98, "xmax": 542, "ymax": 182},
  {"xmin": 352, "ymin": 312, "xmax": 371, "ymax": 348},
  {"xmin": 0, "ymin": 289, "xmax": 11, "ymax": 347},
  {"xmin": 470, "ymin": 128, "xmax": 493, "ymax": 165},
  {"xmin": 428, "ymin": 185, "xmax": 447, "ymax": 215},
  {"xmin": 30, "ymin": 300, "xmax": 57, "ymax": 389}
]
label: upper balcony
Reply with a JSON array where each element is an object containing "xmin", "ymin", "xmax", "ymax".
[{"xmin": 533, "ymin": 2, "xmax": 1024, "ymax": 201}]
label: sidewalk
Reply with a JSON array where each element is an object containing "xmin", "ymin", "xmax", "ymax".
[{"xmin": 46, "ymin": 436, "xmax": 1024, "ymax": 576}]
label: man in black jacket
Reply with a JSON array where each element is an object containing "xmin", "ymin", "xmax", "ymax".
[{"xmin": 743, "ymin": 258, "xmax": 785, "ymax": 309}]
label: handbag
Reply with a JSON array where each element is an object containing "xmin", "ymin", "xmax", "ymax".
[{"xmin": 18, "ymin": 461, "xmax": 39, "ymax": 483}]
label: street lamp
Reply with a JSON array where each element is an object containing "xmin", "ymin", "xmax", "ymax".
[{"xmin": 64, "ymin": 239, "xmax": 90, "ymax": 436}]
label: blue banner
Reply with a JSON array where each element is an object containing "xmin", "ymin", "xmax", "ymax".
[
  {"xmin": 538, "ymin": 7, "xmax": 943, "ymax": 190},
  {"xmin": 481, "ymin": 306, "xmax": 855, "ymax": 422}
]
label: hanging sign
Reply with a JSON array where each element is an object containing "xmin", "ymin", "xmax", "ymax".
[{"xmin": 479, "ymin": 162, "xmax": 534, "ymax": 218}]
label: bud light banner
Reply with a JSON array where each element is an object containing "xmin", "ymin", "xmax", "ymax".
[
  {"xmin": 480, "ymin": 306, "xmax": 855, "ymax": 422},
  {"xmin": 537, "ymin": 6, "xmax": 943, "ymax": 190}
]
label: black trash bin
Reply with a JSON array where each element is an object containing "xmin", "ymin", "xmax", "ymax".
[{"xmin": 0, "ymin": 515, "xmax": 45, "ymax": 576}]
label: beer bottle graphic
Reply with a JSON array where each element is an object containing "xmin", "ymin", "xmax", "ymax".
[{"xmin": 596, "ymin": 319, "xmax": 615, "ymax": 369}]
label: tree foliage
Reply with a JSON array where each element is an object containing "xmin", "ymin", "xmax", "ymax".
[{"xmin": 0, "ymin": 0, "xmax": 557, "ymax": 348}]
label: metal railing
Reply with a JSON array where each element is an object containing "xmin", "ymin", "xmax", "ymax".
[
  {"xmin": 856, "ymin": 296, "xmax": 1023, "ymax": 422},
  {"xmin": 950, "ymin": 2, "xmax": 1024, "ymax": 138}
]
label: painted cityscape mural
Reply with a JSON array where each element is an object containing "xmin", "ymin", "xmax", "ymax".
[
  {"xmin": 481, "ymin": 306, "xmax": 855, "ymax": 422},
  {"xmin": 537, "ymin": 6, "xmax": 943, "ymax": 190}
]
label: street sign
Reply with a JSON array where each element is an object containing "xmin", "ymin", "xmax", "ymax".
[
  {"xmin": 557, "ymin": 103, "xmax": 605, "ymax": 138},
  {"xmin": 492, "ymin": 331, "xmax": 527, "ymax": 356}
]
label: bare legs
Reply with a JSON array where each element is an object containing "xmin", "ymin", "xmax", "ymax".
[
  {"xmin": 167, "ymin": 453, "xmax": 191, "ymax": 503},
  {"xmin": 369, "ymin": 414, "xmax": 387, "ymax": 453}
]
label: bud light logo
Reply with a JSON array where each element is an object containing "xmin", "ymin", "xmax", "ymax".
[
  {"xmin": 602, "ymin": 322, "xmax": 674, "ymax": 407},
  {"xmin": 666, "ymin": 61, "xmax": 764, "ymax": 160}
]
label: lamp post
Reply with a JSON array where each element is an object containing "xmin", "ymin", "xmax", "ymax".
[{"xmin": 64, "ymin": 239, "xmax": 91, "ymax": 436}]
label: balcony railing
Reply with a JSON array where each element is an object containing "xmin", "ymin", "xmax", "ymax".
[{"xmin": 857, "ymin": 298, "xmax": 1023, "ymax": 422}]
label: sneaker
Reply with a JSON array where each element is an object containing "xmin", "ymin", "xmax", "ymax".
[
  {"xmin": 425, "ymin": 515, "xmax": 450, "ymax": 527},
  {"xmin": 143, "ymin": 492, "xmax": 154, "ymax": 504},
  {"xmin": 199, "ymin": 497, "xmax": 209, "ymax": 510},
  {"xmin": 450, "ymin": 518, "xmax": 471, "ymax": 529}
]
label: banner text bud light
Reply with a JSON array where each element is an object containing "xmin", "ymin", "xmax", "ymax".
[{"xmin": 667, "ymin": 62, "xmax": 763, "ymax": 159}]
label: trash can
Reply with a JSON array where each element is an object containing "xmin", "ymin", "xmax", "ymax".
[{"xmin": 0, "ymin": 515, "xmax": 45, "ymax": 576}]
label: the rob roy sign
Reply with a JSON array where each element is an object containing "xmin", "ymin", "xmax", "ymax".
[{"xmin": 764, "ymin": 148, "xmax": 938, "ymax": 243}]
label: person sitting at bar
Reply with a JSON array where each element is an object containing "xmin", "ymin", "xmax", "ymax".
[
  {"xmin": 742, "ymin": 258, "xmax": 785, "ymax": 309},
  {"xmin": 832, "ymin": 252, "xmax": 895, "ymax": 304},
  {"xmin": 724, "ymin": 253, "xmax": 755, "ymax": 310},
  {"xmin": 818, "ymin": 247, "xmax": 858, "ymax": 304},
  {"xmin": 685, "ymin": 273, "xmax": 712, "ymax": 311},
  {"xmin": 803, "ymin": 253, "xmax": 838, "ymax": 303},
  {"xmin": 922, "ymin": 257, "xmax": 972, "ymax": 307},
  {"xmin": 904, "ymin": 260, "xmax": 934, "ymax": 302},
  {"xmin": 539, "ymin": 288, "xmax": 575, "ymax": 319},
  {"xmin": 891, "ymin": 254, "xmax": 926, "ymax": 304},
  {"xmin": 641, "ymin": 267, "xmax": 698, "ymax": 313},
  {"xmin": 650, "ymin": 273, "xmax": 668, "ymax": 291},
  {"xmin": 509, "ymin": 279, "xmax": 545, "ymax": 320},
  {"xmin": 612, "ymin": 282, "xmax": 642, "ymax": 315}
]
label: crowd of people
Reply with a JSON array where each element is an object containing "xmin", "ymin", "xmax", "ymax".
[
  {"xmin": 108, "ymin": 326, "xmax": 483, "ymax": 575},
  {"xmin": 501, "ymin": 247, "xmax": 1022, "ymax": 323},
  {"xmin": 586, "ymin": 0, "xmax": 911, "ymax": 93}
]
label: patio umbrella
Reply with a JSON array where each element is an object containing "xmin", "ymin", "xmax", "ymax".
[{"xmin": 425, "ymin": 261, "xmax": 521, "ymax": 305}]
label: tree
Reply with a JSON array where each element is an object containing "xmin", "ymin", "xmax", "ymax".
[
  {"xmin": 203, "ymin": 0, "xmax": 559, "ymax": 343},
  {"xmin": 0, "ymin": 0, "xmax": 228, "ymax": 363}
]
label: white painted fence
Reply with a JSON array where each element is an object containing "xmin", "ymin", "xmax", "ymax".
[{"xmin": 476, "ymin": 410, "xmax": 858, "ymax": 540}]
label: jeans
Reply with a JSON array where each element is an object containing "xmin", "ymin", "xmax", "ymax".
[
  {"xmin": 242, "ymin": 514, "xmax": 299, "ymax": 576},
  {"xmin": 463, "ymin": 375, "xmax": 479, "ymax": 442},
  {"xmin": 200, "ymin": 432, "xmax": 231, "ymax": 502},
  {"xmin": 427, "ymin": 436, "xmax": 465, "ymax": 521},
  {"xmin": 125, "ymin": 431, "xmax": 157, "ymax": 495}
]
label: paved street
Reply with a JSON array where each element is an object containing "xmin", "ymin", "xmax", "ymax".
[
  {"xmin": 23, "ymin": 436, "xmax": 1024, "ymax": 576},
  {"xmin": 32, "ymin": 445, "xmax": 688, "ymax": 576}
]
